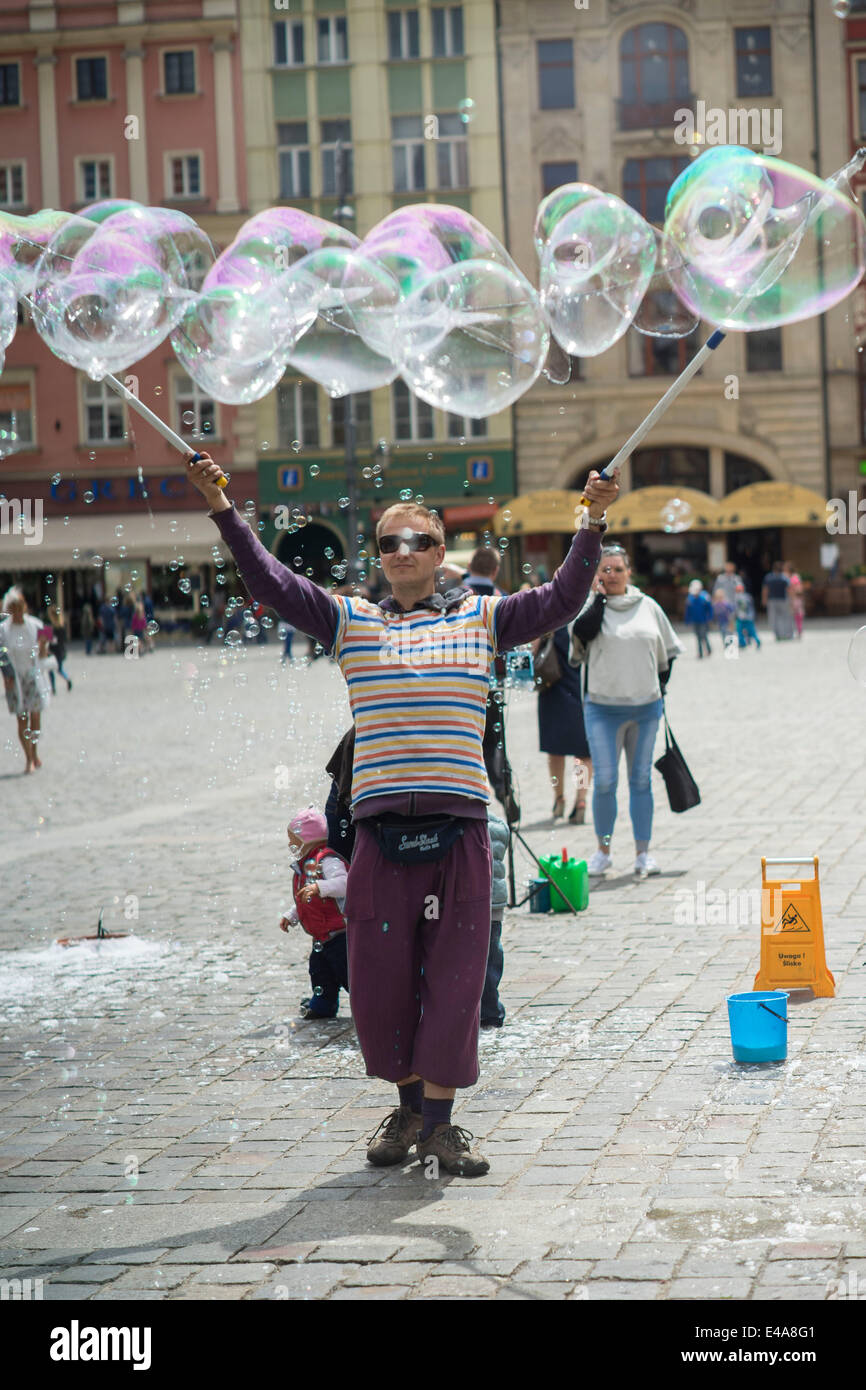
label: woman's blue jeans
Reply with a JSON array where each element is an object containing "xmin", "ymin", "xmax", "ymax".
[{"xmin": 583, "ymin": 698, "xmax": 663, "ymax": 844}]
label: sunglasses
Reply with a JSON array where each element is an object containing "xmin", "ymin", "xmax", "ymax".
[{"xmin": 378, "ymin": 532, "xmax": 439, "ymax": 554}]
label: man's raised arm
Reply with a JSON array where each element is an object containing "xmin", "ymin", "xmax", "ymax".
[
  {"xmin": 494, "ymin": 469, "xmax": 619, "ymax": 651},
  {"xmin": 186, "ymin": 452, "xmax": 339, "ymax": 650}
]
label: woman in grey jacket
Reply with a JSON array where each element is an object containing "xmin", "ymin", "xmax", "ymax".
[{"xmin": 572, "ymin": 546, "xmax": 682, "ymax": 878}]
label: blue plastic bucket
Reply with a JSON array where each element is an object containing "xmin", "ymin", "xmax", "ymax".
[
  {"xmin": 528, "ymin": 878, "xmax": 551, "ymax": 913},
  {"xmin": 727, "ymin": 990, "xmax": 789, "ymax": 1063}
]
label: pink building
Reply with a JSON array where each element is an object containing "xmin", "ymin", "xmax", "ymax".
[{"xmin": 0, "ymin": 0, "xmax": 254, "ymax": 630}]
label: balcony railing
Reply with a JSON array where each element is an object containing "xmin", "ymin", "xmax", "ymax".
[{"xmin": 617, "ymin": 92, "xmax": 695, "ymax": 132}]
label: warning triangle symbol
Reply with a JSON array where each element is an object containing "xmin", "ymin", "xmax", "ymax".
[{"xmin": 776, "ymin": 904, "xmax": 810, "ymax": 933}]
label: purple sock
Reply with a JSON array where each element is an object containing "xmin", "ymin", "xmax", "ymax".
[
  {"xmin": 421, "ymin": 1097, "xmax": 453, "ymax": 1140},
  {"xmin": 398, "ymin": 1080, "xmax": 423, "ymax": 1114}
]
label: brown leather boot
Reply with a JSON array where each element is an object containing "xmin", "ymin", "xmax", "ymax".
[
  {"xmin": 415, "ymin": 1124, "xmax": 490, "ymax": 1177},
  {"xmin": 366, "ymin": 1106, "xmax": 422, "ymax": 1166}
]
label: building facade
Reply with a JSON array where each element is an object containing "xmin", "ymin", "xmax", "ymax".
[
  {"xmin": 0, "ymin": 0, "xmax": 252, "ymax": 629},
  {"xmin": 238, "ymin": 0, "xmax": 515, "ymax": 585},
  {"xmin": 497, "ymin": 0, "xmax": 864, "ymax": 603}
]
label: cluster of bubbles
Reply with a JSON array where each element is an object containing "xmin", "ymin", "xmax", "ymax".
[
  {"xmin": 0, "ymin": 148, "xmax": 864, "ymax": 421},
  {"xmin": 536, "ymin": 146, "xmax": 866, "ymax": 359}
]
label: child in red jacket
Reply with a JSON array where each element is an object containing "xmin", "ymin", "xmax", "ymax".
[{"xmin": 279, "ymin": 808, "xmax": 349, "ymax": 1019}]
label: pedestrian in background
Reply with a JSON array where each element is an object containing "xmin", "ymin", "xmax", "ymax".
[
  {"xmin": 80, "ymin": 602, "xmax": 95, "ymax": 656},
  {"xmin": 762, "ymin": 562, "xmax": 794, "ymax": 640},
  {"xmin": 0, "ymin": 587, "xmax": 50, "ymax": 773},
  {"xmin": 571, "ymin": 545, "xmax": 682, "ymax": 878},
  {"xmin": 712, "ymin": 586, "xmax": 735, "ymax": 647},
  {"xmin": 684, "ymin": 579, "xmax": 712, "ymax": 659},
  {"xmin": 46, "ymin": 605, "xmax": 73, "ymax": 691},
  {"xmin": 734, "ymin": 583, "xmax": 761, "ymax": 650},
  {"xmin": 534, "ymin": 624, "xmax": 592, "ymax": 822},
  {"xmin": 784, "ymin": 563, "xmax": 805, "ymax": 640},
  {"xmin": 97, "ymin": 598, "xmax": 116, "ymax": 654},
  {"xmin": 279, "ymin": 808, "xmax": 349, "ymax": 1020},
  {"xmin": 279, "ymin": 620, "xmax": 295, "ymax": 662}
]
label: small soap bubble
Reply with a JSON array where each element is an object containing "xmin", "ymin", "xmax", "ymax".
[
  {"xmin": 457, "ymin": 97, "xmax": 476, "ymax": 124},
  {"xmin": 182, "ymin": 410, "xmax": 195, "ymax": 425},
  {"xmin": 83, "ymin": 490, "xmax": 95, "ymax": 504},
  {"xmin": 659, "ymin": 497, "xmax": 694, "ymax": 534},
  {"xmin": 309, "ymin": 464, "xmax": 320, "ymax": 476}
]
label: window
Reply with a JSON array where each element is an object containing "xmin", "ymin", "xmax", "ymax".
[
  {"xmin": 628, "ymin": 325, "xmax": 701, "ymax": 377},
  {"xmin": 274, "ymin": 19, "xmax": 305, "ymax": 68},
  {"xmin": 0, "ymin": 63, "xmax": 20, "ymax": 107},
  {"xmin": 724, "ymin": 452, "xmax": 771, "ymax": 493},
  {"xmin": 388, "ymin": 9, "xmax": 420, "ymax": 61},
  {"xmin": 75, "ymin": 56, "xmax": 108, "ymax": 101},
  {"xmin": 447, "ymin": 411, "xmax": 487, "ymax": 440},
  {"xmin": 392, "ymin": 116, "xmax": 425, "ymax": 192},
  {"xmin": 317, "ymin": 15, "xmax": 348, "ymax": 65},
  {"xmin": 164, "ymin": 50, "xmax": 196, "ymax": 95},
  {"xmin": 331, "ymin": 392, "xmax": 372, "ymax": 448},
  {"xmin": 542, "ymin": 160, "xmax": 578, "ymax": 196},
  {"xmin": 393, "ymin": 379, "xmax": 433, "ymax": 441},
  {"xmin": 630, "ymin": 446, "xmax": 710, "ymax": 493},
  {"xmin": 0, "ymin": 384, "xmax": 33, "ymax": 451},
  {"xmin": 858, "ymin": 60, "xmax": 866, "ymax": 138},
  {"xmin": 184, "ymin": 250, "xmax": 209, "ymax": 292},
  {"xmin": 0, "ymin": 162, "xmax": 25, "ymax": 207},
  {"xmin": 83, "ymin": 377, "xmax": 124, "ymax": 443},
  {"xmin": 168, "ymin": 154, "xmax": 201, "ymax": 198},
  {"xmin": 538, "ymin": 40, "xmax": 574, "ymax": 110},
  {"xmin": 79, "ymin": 159, "xmax": 112, "ymax": 202},
  {"xmin": 746, "ymin": 327, "xmax": 782, "ymax": 372},
  {"xmin": 623, "ymin": 155, "xmax": 688, "ymax": 225},
  {"xmin": 321, "ymin": 120, "xmax": 353, "ymax": 196},
  {"xmin": 435, "ymin": 112, "xmax": 468, "ymax": 189},
  {"xmin": 735, "ymin": 27, "xmax": 772, "ymax": 97},
  {"xmin": 432, "ymin": 6, "xmax": 464, "ymax": 58},
  {"xmin": 278, "ymin": 379, "xmax": 319, "ymax": 449},
  {"xmin": 619, "ymin": 24, "xmax": 689, "ymax": 130},
  {"xmin": 278, "ymin": 123, "xmax": 311, "ymax": 199},
  {"xmin": 175, "ymin": 373, "xmax": 216, "ymax": 439}
]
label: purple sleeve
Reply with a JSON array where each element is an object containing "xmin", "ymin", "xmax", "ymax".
[
  {"xmin": 210, "ymin": 504, "xmax": 339, "ymax": 649},
  {"xmin": 494, "ymin": 527, "xmax": 602, "ymax": 651}
]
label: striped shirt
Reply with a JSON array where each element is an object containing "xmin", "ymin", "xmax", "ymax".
[
  {"xmin": 333, "ymin": 591, "xmax": 498, "ymax": 805},
  {"xmin": 209, "ymin": 505, "xmax": 602, "ymax": 814}
]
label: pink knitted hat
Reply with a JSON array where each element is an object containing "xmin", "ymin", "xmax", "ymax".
[{"xmin": 288, "ymin": 808, "xmax": 328, "ymax": 844}]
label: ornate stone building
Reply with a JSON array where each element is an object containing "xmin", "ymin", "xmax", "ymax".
[{"xmin": 496, "ymin": 0, "xmax": 863, "ymax": 595}]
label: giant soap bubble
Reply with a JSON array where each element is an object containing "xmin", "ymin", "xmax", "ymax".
[
  {"xmin": 365, "ymin": 205, "xmax": 547, "ymax": 416},
  {"xmin": 285, "ymin": 247, "xmax": 401, "ymax": 396},
  {"xmin": 662, "ymin": 146, "xmax": 866, "ymax": 329},
  {"xmin": 535, "ymin": 184, "xmax": 657, "ymax": 356},
  {"xmin": 31, "ymin": 204, "xmax": 210, "ymax": 379}
]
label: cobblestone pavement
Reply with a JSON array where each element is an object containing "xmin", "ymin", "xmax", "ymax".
[{"xmin": 1, "ymin": 617, "xmax": 865, "ymax": 1302}]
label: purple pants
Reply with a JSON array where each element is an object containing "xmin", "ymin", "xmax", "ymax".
[{"xmin": 344, "ymin": 819, "xmax": 492, "ymax": 1089}]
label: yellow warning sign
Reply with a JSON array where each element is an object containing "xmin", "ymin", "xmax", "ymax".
[{"xmin": 754, "ymin": 856, "xmax": 835, "ymax": 997}]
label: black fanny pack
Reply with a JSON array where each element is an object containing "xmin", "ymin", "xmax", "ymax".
[{"xmin": 370, "ymin": 813, "xmax": 465, "ymax": 865}]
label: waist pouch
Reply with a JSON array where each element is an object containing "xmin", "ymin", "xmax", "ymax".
[{"xmin": 370, "ymin": 813, "xmax": 465, "ymax": 865}]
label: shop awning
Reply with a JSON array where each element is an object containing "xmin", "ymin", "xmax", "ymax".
[
  {"xmin": 715, "ymin": 481, "xmax": 827, "ymax": 530},
  {"xmin": 0, "ymin": 511, "xmax": 232, "ymax": 572},
  {"xmin": 441, "ymin": 503, "xmax": 498, "ymax": 526},
  {"xmin": 492, "ymin": 489, "xmax": 586, "ymax": 536},
  {"xmin": 609, "ymin": 486, "xmax": 723, "ymax": 534}
]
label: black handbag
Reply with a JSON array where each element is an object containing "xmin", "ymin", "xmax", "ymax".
[
  {"xmin": 654, "ymin": 710, "xmax": 701, "ymax": 813},
  {"xmin": 533, "ymin": 633, "xmax": 562, "ymax": 693}
]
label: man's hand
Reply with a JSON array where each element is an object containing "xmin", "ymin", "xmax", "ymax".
[
  {"xmin": 583, "ymin": 467, "xmax": 620, "ymax": 519},
  {"xmin": 186, "ymin": 451, "xmax": 231, "ymax": 513}
]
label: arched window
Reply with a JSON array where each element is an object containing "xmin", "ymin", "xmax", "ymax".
[
  {"xmin": 573, "ymin": 447, "xmax": 710, "ymax": 496},
  {"xmin": 724, "ymin": 453, "xmax": 772, "ymax": 493},
  {"xmin": 619, "ymin": 23, "xmax": 690, "ymax": 130}
]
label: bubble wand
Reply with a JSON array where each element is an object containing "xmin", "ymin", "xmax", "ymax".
[
  {"xmin": 100, "ymin": 371, "xmax": 228, "ymax": 487},
  {"xmin": 579, "ymin": 148, "xmax": 866, "ymax": 505}
]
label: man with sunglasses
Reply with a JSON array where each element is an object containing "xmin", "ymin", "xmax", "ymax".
[{"xmin": 188, "ymin": 450, "xmax": 618, "ymax": 1176}]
